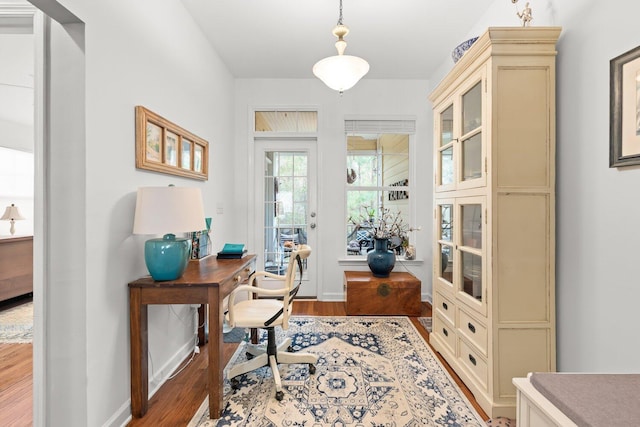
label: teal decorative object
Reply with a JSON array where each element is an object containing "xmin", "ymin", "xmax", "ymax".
[
  {"xmin": 145, "ymin": 233, "xmax": 192, "ymax": 281},
  {"xmin": 367, "ymin": 238, "xmax": 396, "ymax": 278}
]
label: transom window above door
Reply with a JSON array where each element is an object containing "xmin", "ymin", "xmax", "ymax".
[{"xmin": 255, "ymin": 110, "xmax": 318, "ymax": 133}]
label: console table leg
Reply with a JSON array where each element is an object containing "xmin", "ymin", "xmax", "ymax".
[
  {"xmin": 130, "ymin": 288, "xmax": 148, "ymax": 417},
  {"xmin": 208, "ymin": 287, "xmax": 224, "ymax": 418}
]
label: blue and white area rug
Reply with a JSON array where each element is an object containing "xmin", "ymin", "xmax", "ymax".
[
  {"xmin": 190, "ymin": 316, "xmax": 485, "ymax": 426},
  {"xmin": 0, "ymin": 301, "xmax": 33, "ymax": 344}
]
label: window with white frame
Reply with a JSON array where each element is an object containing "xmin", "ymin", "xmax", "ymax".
[{"xmin": 345, "ymin": 126, "xmax": 413, "ymax": 256}]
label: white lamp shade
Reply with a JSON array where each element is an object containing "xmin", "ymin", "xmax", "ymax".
[
  {"xmin": 133, "ymin": 186, "xmax": 206, "ymax": 235},
  {"xmin": 0, "ymin": 204, "xmax": 25, "ymax": 221},
  {"xmin": 313, "ymin": 54, "xmax": 370, "ymax": 92}
]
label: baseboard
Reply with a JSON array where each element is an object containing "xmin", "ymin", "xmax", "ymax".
[{"xmin": 109, "ymin": 337, "xmax": 196, "ymax": 427}]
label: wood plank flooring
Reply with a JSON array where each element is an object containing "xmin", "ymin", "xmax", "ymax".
[{"xmin": 0, "ymin": 301, "xmax": 489, "ymax": 426}]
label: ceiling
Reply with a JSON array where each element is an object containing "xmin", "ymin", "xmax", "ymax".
[
  {"xmin": 0, "ymin": 0, "xmax": 497, "ymax": 132},
  {"xmin": 182, "ymin": 0, "xmax": 496, "ymax": 80}
]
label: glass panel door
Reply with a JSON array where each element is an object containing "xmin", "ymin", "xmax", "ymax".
[{"xmin": 255, "ymin": 141, "xmax": 317, "ymax": 297}]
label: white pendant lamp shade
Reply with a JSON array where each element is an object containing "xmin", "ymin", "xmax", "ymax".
[
  {"xmin": 313, "ymin": 0, "xmax": 369, "ymax": 93},
  {"xmin": 313, "ymin": 54, "xmax": 369, "ymax": 92}
]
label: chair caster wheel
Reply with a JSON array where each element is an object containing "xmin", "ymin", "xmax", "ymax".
[
  {"xmin": 287, "ymin": 345, "xmax": 294, "ymax": 352},
  {"xmin": 231, "ymin": 378, "xmax": 240, "ymax": 389},
  {"xmin": 309, "ymin": 364, "xmax": 316, "ymax": 374},
  {"xmin": 275, "ymin": 390, "xmax": 284, "ymax": 401}
]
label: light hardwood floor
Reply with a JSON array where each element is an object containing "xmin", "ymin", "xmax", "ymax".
[{"xmin": 0, "ymin": 301, "xmax": 489, "ymax": 426}]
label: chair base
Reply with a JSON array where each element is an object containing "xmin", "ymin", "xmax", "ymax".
[{"xmin": 228, "ymin": 332, "xmax": 317, "ymax": 400}]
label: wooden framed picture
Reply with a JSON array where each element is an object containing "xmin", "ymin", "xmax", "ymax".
[
  {"xmin": 610, "ymin": 45, "xmax": 640, "ymax": 167},
  {"xmin": 135, "ymin": 106, "xmax": 209, "ymax": 180}
]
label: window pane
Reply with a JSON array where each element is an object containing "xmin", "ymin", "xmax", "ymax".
[
  {"xmin": 255, "ymin": 110, "xmax": 318, "ymax": 132},
  {"xmin": 347, "ymin": 154, "xmax": 377, "ymax": 186},
  {"xmin": 297, "ymin": 111, "xmax": 318, "ymax": 132},
  {"xmin": 293, "ymin": 153, "xmax": 307, "ymax": 176},
  {"xmin": 462, "ymin": 81, "xmax": 482, "ymax": 135},
  {"xmin": 293, "ymin": 177, "xmax": 307, "ymax": 202}
]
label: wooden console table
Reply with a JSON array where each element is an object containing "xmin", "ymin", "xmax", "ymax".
[
  {"xmin": 344, "ymin": 271, "xmax": 421, "ymax": 316},
  {"xmin": 128, "ymin": 254, "xmax": 256, "ymax": 419},
  {"xmin": 0, "ymin": 235, "xmax": 33, "ymax": 303}
]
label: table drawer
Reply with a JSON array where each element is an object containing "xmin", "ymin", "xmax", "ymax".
[
  {"xmin": 459, "ymin": 338, "xmax": 488, "ymax": 390},
  {"xmin": 457, "ymin": 308, "xmax": 487, "ymax": 355}
]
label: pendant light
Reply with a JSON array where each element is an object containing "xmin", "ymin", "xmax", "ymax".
[{"xmin": 312, "ymin": 0, "xmax": 369, "ymax": 94}]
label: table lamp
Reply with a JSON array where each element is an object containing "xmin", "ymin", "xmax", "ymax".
[
  {"xmin": 133, "ymin": 186, "xmax": 206, "ymax": 281},
  {"xmin": 1, "ymin": 203, "xmax": 26, "ymax": 235}
]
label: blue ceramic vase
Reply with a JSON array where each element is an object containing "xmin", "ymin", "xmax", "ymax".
[{"xmin": 367, "ymin": 238, "xmax": 396, "ymax": 278}]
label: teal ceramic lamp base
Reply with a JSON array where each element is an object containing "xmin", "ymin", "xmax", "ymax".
[{"xmin": 144, "ymin": 233, "xmax": 192, "ymax": 281}]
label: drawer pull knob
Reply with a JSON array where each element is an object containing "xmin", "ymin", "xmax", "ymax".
[
  {"xmin": 443, "ymin": 328, "xmax": 449, "ymax": 337},
  {"xmin": 442, "ymin": 302, "xmax": 448, "ymax": 310},
  {"xmin": 468, "ymin": 322, "xmax": 476, "ymax": 333},
  {"xmin": 469, "ymin": 354, "xmax": 477, "ymax": 366}
]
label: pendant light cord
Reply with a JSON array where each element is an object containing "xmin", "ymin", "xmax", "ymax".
[{"xmin": 337, "ymin": 0, "xmax": 343, "ymax": 25}]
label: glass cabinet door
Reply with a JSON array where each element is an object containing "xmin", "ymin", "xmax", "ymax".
[{"xmin": 460, "ymin": 81, "xmax": 482, "ymax": 183}]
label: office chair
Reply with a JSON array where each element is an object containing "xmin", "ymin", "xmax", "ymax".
[{"xmin": 225, "ymin": 244, "xmax": 317, "ymax": 401}]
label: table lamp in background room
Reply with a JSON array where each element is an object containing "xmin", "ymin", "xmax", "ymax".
[
  {"xmin": 133, "ymin": 185, "xmax": 206, "ymax": 281},
  {"xmin": 1, "ymin": 203, "xmax": 26, "ymax": 235}
]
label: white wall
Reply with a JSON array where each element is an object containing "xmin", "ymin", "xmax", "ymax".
[
  {"xmin": 233, "ymin": 78, "xmax": 433, "ymax": 301},
  {"xmin": 34, "ymin": 0, "xmax": 237, "ymax": 425},
  {"xmin": 428, "ymin": 0, "xmax": 640, "ymax": 373}
]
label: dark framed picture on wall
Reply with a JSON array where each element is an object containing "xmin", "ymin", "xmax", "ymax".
[
  {"xmin": 135, "ymin": 106, "xmax": 209, "ymax": 180},
  {"xmin": 610, "ymin": 44, "xmax": 640, "ymax": 167}
]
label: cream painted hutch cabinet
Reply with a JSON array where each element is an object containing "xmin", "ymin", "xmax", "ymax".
[{"xmin": 428, "ymin": 27, "xmax": 561, "ymax": 418}]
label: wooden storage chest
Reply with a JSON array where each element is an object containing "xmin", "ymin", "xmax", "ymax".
[{"xmin": 344, "ymin": 271, "xmax": 421, "ymax": 316}]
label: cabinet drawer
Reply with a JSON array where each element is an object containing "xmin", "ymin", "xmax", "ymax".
[
  {"xmin": 434, "ymin": 291, "xmax": 455, "ymax": 325},
  {"xmin": 457, "ymin": 308, "xmax": 487, "ymax": 355},
  {"xmin": 459, "ymin": 338, "xmax": 488, "ymax": 390},
  {"xmin": 433, "ymin": 314, "xmax": 456, "ymax": 355}
]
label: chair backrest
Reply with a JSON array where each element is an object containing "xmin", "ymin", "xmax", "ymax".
[{"xmin": 271, "ymin": 244, "xmax": 311, "ymax": 328}]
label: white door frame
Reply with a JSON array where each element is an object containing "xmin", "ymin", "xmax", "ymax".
[{"xmin": 252, "ymin": 139, "xmax": 318, "ymax": 297}]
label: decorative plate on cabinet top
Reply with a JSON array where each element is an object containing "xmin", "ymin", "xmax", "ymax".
[{"xmin": 452, "ymin": 36, "xmax": 479, "ymax": 63}]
